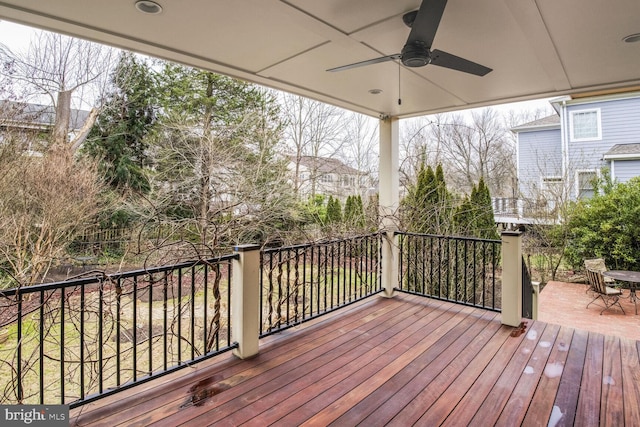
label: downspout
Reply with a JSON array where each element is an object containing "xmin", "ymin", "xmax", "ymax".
[{"xmin": 560, "ymin": 100, "xmax": 569, "ymax": 198}]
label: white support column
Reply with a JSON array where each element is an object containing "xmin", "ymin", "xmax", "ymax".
[
  {"xmin": 231, "ymin": 244, "xmax": 261, "ymax": 359},
  {"xmin": 501, "ymin": 230, "xmax": 523, "ymax": 326},
  {"xmin": 379, "ymin": 116, "xmax": 400, "ymax": 297}
]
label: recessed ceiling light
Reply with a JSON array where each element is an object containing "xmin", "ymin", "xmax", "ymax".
[
  {"xmin": 135, "ymin": 0, "xmax": 163, "ymax": 15},
  {"xmin": 368, "ymin": 89, "xmax": 383, "ymax": 95},
  {"xmin": 623, "ymin": 33, "xmax": 640, "ymax": 43}
]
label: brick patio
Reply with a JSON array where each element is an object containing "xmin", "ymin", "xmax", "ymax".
[{"xmin": 538, "ymin": 281, "xmax": 640, "ymax": 342}]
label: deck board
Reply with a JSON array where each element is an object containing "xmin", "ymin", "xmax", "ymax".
[{"xmin": 68, "ymin": 293, "xmax": 640, "ymax": 427}]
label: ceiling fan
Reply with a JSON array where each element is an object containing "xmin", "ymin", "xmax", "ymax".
[{"xmin": 327, "ymin": 0, "xmax": 492, "ymax": 76}]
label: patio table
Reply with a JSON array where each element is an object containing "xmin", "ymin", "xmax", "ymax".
[{"xmin": 603, "ymin": 270, "xmax": 640, "ymax": 315}]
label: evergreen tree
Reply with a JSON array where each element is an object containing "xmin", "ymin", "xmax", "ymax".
[
  {"xmin": 325, "ymin": 196, "xmax": 342, "ymax": 224},
  {"xmin": 454, "ymin": 177, "xmax": 499, "ymax": 239},
  {"xmin": 151, "ymin": 63, "xmax": 294, "ymax": 247},
  {"xmin": 474, "ymin": 177, "xmax": 499, "ymax": 240},
  {"xmin": 84, "ymin": 52, "xmax": 156, "ymax": 193},
  {"xmin": 401, "ymin": 163, "xmax": 452, "ymax": 234},
  {"xmin": 344, "ymin": 195, "xmax": 355, "ymax": 223}
]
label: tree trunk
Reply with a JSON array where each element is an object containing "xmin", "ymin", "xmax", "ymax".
[
  {"xmin": 52, "ymin": 90, "xmax": 72, "ymax": 146},
  {"xmin": 70, "ymin": 107, "xmax": 100, "ymax": 152}
]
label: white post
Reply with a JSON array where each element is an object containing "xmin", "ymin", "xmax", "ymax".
[
  {"xmin": 231, "ymin": 244, "xmax": 261, "ymax": 359},
  {"xmin": 532, "ymin": 281, "xmax": 540, "ymax": 321},
  {"xmin": 379, "ymin": 116, "xmax": 400, "ymax": 297},
  {"xmin": 501, "ymin": 230, "xmax": 523, "ymax": 326}
]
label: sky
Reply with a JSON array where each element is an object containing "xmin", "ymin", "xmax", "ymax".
[
  {"xmin": 0, "ymin": 19, "xmax": 554, "ymax": 116},
  {"xmin": 0, "ymin": 20, "xmax": 34, "ymax": 51}
]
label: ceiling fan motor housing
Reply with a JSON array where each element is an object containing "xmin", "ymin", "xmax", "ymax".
[{"xmin": 401, "ymin": 42, "xmax": 431, "ymax": 67}]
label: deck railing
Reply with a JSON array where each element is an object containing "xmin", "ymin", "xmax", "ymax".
[
  {"xmin": 0, "ymin": 255, "xmax": 237, "ymax": 408},
  {"xmin": 260, "ymin": 233, "xmax": 383, "ymax": 336},
  {"xmin": 396, "ymin": 232, "xmax": 502, "ymax": 311},
  {"xmin": 0, "ymin": 230, "xmax": 523, "ymax": 407}
]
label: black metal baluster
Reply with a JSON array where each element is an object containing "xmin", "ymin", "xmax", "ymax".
[
  {"xmin": 302, "ymin": 248, "xmax": 307, "ymax": 320},
  {"xmin": 277, "ymin": 251, "xmax": 283, "ymax": 329},
  {"xmin": 191, "ymin": 267, "xmax": 196, "ymax": 361},
  {"xmin": 133, "ymin": 276, "xmax": 138, "ymax": 380},
  {"xmin": 429, "ymin": 236, "xmax": 434, "ymax": 296},
  {"xmin": 17, "ymin": 291, "xmax": 23, "ymax": 403},
  {"xmin": 60, "ymin": 287, "xmax": 65, "ymax": 402},
  {"xmin": 204, "ymin": 264, "xmax": 208, "ymax": 353},
  {"xmin": 294, "ymin": 249, "xmax": 300, "ymax": 323},
  {"xmin": 330, "ymin": 243, "xmax": 335, "ymax": 308},
  {"xmin": 98, "ymin": 281, "xmax": 104, "ymax": 394},
  {"xmin": 116, "ymin": 278, "xmax": 121, "ymax": 386},
  {"xmin": 80, "ymin": 282, "xmax": 85, "ymax": 399},
  {"xmin": 492, "ymin": 242, "xmax": 496, "ymax": 310},
  {"xmin": 163, "ymin": 272, "xmax": 168, "ymax": 372},
  {"xmin": 259, "ymin": 253, "xmax": 263, "ymax": 334},
  {"xmin": 420, "ymin": 235, "xmax": 425, "ymax": 295},
  {"xmin": 399, "ymin": 234, "xmax": 404, "ymax": 291},
  {"xmin": 39, "ymin": 290, "xmax": 44, "ymax": 404},
  {"xmin": 338, "ymin": 240, "xmax": 347, "ymax": 304},
  {"xmin": 227, "ymin": 262, "xmax": 232, "ymax": 345},
  {"xmin": 149, "ymin": 274, "xmax": 154, "ymax": 375},
  {"xmin": 177, "ymin": 269, "xmax": 182, "ymax": 363},
  {"xmin": 286, "ymin": 249, "xmax": 291, "ymax": 325},
  {"xmin": 267, "ymin": 252, "xmax": 274, "ymax": 333}
]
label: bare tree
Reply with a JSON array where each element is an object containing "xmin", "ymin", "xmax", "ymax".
[
  {"xmin": 398, "ymin": 116, "xmax": 432, "ymax": 194},
  {"xmin": 0, "ymin": 29, "xmax": 116, "ymax": 148},
  {"xmin": 280, "ymin": 93, "xmax": 347, "ymax": 198},
  {"xmin": 0, "ymin": 140, "xmax": 107, "ymax": 287},
  {"xmin": 339, "ymin": 112, "xmax": 378, "ymax": 196}
]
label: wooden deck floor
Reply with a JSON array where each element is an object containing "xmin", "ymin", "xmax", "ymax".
[{"xmin": 70, "ymin": 293, "xmax": 640, "ymax": 426}]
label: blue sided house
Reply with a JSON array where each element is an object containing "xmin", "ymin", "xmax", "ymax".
[{"xmin": 513, "ymin": 91, "xmax": 640, "ymax": 213}]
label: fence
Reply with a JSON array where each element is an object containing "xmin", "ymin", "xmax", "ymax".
[
  {"xmin": 0, "ymin": 255, "xmax": 237, "ymax": 408},
  {"xmin": 70, "ymin": 226, "xmax": 132, "ymax": 254},
  {"xmin": 260, "ymin": 233, "xmax": 383, "ymax": 336},
  {"xmin": 396, "ymin": 232, "xmax": 502, "ymax": 311}
]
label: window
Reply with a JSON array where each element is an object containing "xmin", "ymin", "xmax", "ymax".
[
  {"xmin": 320, "ymin": 174, "xmax": 333, "ymax": 183},
  {"xmin": 541, "ymin": 177, "xmax": 563, "ymax": 198},
  {"xmin": 541, "ymin": 177, "xmax": 563, "ymax": 211},
  {"xmin": 570, "ymin": 109, "xmax": 601, "ymax": 141},
  {"xmin": 577, "ymin": 171, "xmax": 597, "ymax": 199}
]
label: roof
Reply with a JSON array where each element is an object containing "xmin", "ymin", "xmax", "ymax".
[
  {"xmin": 603, "ymin": 143, "xmax": 640, "ymax": 160},
  {"xmin": 511, "ymin": 114, "xmax": 560, "ymax": 132},
  {"xmin": 293, "ymin": 156, "xmax": 364, "ymax": 176},
  {"xmin": 0, "ymin": 100, "xmax": 90, "ymax": 131},
  {"xmin": 1, "ymin": 1, "xmax": 639, "ymax": 119}
]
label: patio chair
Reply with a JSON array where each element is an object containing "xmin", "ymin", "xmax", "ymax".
[
  {"xmin": 585, "ymin": 268, "xmax": 625, "ymax": 315},
  {"xmin": 583, "ymin": 258, "xmax": 615, "ymax": 294}
]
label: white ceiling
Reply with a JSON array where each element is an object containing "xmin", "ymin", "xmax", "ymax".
[{"xmin": 1, "ymin": 0, "xmax": 639, "ymax": 118}]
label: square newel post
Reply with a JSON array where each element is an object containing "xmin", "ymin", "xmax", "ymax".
[
  {"xmin": 232, "ymin": 244, "xmax": 261, "ymax": 359},
  {"xmin": 501, "ymin": 230, "xmax": 523, "ymax": 327},
  {"xmin": 381, "ymin": 231, "xmax": 399, "ymax": 297}
]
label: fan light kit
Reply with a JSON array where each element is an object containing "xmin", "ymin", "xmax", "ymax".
[
  {"xmin": 327, "ymin": 0, "xmax": 492, "ymax": 77},
  {"xmin": 135, "ymin": 1, "xmax": 163, "ymax": 15}
]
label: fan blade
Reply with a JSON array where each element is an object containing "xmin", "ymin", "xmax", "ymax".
[
  {"xmin": 430, "ymin": 49, "xmax": 492, "ymax": 76},
  {"xmin": 407, "ymin": 0, "xmax": 448, "ymax": 47},
  {"xmin": 327, "ymin": 54, "xmax": 401, "ymax": 72}
]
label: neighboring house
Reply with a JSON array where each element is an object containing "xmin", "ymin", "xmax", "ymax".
[
  {"xmin": 0, "ymin": 100, "xmax": 89, "ymax": 152},
  {"xmin": 288, "ymin": 155, "xmax": 371, "ymax": 203},
  {"xmin": 509, "ymin": 91, "xmax": 640, "ymax": 218}
]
